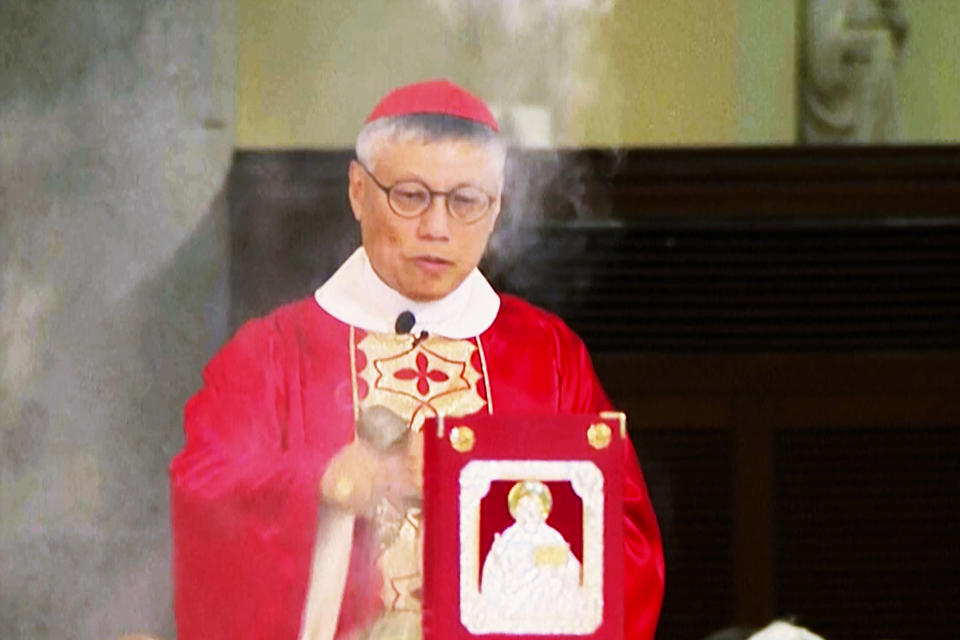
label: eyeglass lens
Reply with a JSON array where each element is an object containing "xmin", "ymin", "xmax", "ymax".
[{"xmin": 389, "ymin": 181, "xmax": 490, "ymax": 221}]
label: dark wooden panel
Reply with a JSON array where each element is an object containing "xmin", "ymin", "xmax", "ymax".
[
  {"xmin": 228, "ymin": 151, "xmax": 357, "ymax": 331},
  {"xmin": 508, "ymin": 146, "xmax": 960, "ymax": 219},
  {"xmin": 631, "ymin": 428, "xmax": 735, "ymax": 640},
  {"xmin": 493, "ymin": 222, "xmax": 960, "ymax": 352},
  {"xmin": 597, "ymin": 353, "xmax": 960, "ymax": 637},
  {"xmin": 229, "ymin": 147, "xmax": 960, "ymax": 343},
  {"xmin": 593, "ymin": 354, "xmax": 960, "ymax": 397},
  {"xmin": 773, "ymin": 428, "xmax": 960, "ymax": 640}
]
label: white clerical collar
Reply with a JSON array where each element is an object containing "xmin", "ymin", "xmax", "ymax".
[{"xmin": 314, "ymin": 247, "xmax": 500, "ymax": 339}]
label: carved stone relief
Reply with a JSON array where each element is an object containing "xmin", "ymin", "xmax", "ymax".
[{"xmin": 802, "ymin": 0, "xmax": 909, "ymax": 143}]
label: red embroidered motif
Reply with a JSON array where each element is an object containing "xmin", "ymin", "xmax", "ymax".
[{"xmin": 393, "ymin": 352, "xmax": 450, "ymax": 396}]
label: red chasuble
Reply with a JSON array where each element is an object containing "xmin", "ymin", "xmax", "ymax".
[{"xmin": 169, "ymin": 294, "xmax": 664, "ymax": 640}]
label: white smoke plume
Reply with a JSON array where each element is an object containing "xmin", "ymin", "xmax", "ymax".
[{"xmin": 424, "ymin": 0, "xmax": 624, "ymax": 283}]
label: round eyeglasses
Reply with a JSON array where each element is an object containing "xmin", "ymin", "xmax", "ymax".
[{"xmin": 356, "ymin": 161, "xmax": 496, "ymax": 223}]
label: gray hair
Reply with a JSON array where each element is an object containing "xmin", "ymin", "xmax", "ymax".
[{"xmin": 355, "ymin": 113, "xmax": 506, "ymax": 172}]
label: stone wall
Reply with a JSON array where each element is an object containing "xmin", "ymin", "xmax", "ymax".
[{"xmin": 0, "ymin": 1, "xmax": 235, "ymax": 637}]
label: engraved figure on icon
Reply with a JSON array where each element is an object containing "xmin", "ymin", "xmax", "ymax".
[{"xmin": 480, "ymin": 480, "xmax": 582, "ymax": 621}]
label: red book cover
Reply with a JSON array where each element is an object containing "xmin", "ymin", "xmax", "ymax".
[{"xmin": 423, "ymin": 412, "xmax": 626, "ymax": 640}]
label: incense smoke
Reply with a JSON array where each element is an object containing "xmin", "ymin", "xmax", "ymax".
[{"xmin": 427, "ymin": 0, "xmax": 624, "ymax": 285}]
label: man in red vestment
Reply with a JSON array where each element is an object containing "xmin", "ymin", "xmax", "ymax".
[{"xmin": 170, "ymin": 80, "xmax": 664, "ymax": 640}]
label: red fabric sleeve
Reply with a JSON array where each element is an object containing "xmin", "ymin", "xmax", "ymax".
[
  {"xmin": 170, "ymin": 315, "xmax": 342, "ymax": 640},
  {"xmin": 553, "ymin": 319, "xmax": 666, "ymax": 640}
]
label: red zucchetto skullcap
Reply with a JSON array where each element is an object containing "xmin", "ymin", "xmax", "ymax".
[{"xmin": 365, "ymin": 79, "xmax": 499, "ymax": 132}]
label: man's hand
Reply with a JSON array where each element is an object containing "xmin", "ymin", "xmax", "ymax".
[
  {"xmin": 321, "ymin": 439, "xmax": 380, "ymax": 516},
  {"xmin": 321, "ymin": 434, "xmax": 422, "ymax": 517}
]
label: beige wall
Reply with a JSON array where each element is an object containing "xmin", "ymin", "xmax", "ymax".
[
  {"xmin": 737, "ymin": 0, "xmax": 799, "ymax": 144},
  {"xmin": 236, "ymin": 0, "xmax": 958, "ymax": 148},
  {"xmin": 898, "ymin": 0, "xmax": 960, "ymax": 143},
  {"xmin": 574, "ymin": 0, "xmax": 741, "ymax": 146},
  {"xmin": 237, "ymin": 0, "xmax": 794, "ymax": 148},
  {"xmin": 237, "ymin": 0, "xmax": 451, "ymax": 148}
]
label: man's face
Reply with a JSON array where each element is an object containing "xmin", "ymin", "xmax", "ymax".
[
  {"xmin": 516, "ymin": 495, "xmax": 548, "ymax": 531},
  {"xmin": 348, "ymin": 136, "xmax": 503, "ymax": 302}
]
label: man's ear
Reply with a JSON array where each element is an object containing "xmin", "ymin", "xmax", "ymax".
[{"xmin": 347, "ymin": 160, "xmax": 365, "ymax": 222}]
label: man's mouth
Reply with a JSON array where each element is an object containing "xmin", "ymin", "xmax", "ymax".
[{"xmin": 412, "ymin": 255, "xmax": 453, "ymax": 274}]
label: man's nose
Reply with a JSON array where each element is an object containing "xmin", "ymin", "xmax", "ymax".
[{"xmin": 416, "ymin": 196, "xmax": 451, "ymax": 239}]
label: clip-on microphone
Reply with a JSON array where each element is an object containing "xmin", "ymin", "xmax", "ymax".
[{"xmin": 396, "ymin": 310, "xmax": 428, "ymax": 346}]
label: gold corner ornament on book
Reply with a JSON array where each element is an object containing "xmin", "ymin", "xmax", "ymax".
[{"xmin": 423, "ymin": 413, "xmax": 627, "ymax": 639}]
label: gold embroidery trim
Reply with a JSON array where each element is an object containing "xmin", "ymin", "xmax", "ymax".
[
  {"xmin": 349, "ymin": 325, "xmax": 360, "ymax": 422},
  {"xmin": 475, "ymin": 334, "xmax": 494, "ymax": 415},
  {"xmin": 356, "ymin": 333, "xmax": 487, "ymax": 432}
]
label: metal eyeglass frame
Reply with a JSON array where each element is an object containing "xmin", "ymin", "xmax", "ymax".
[{"xmin": 355, "ymin": 160, "xmax": 496, "ymax": 223}]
